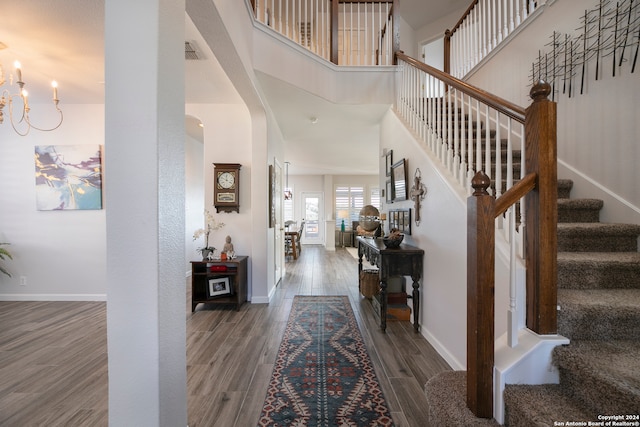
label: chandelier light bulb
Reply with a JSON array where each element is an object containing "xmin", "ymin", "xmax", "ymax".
[
  {"xmin": 14, "ymin": 61, "xmax": 22, "ymax": 82},
  {"xmin": 51, "ymin": 81, "xmax": 58, "ymax": 101}
]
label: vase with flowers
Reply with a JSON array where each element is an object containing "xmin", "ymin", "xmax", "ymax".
[{"xmin": 193, "ymin": 210, "xmax": 225, "ymax": 260}]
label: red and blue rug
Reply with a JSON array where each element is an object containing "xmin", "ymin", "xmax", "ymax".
[{"xmin": 258, "ymin": 296, "xmax": 395, "ymax": 426}]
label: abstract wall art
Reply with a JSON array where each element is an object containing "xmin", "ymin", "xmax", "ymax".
[{"xmin": 34, "ymin": 145, "xmax": 103, "ymax": 210}]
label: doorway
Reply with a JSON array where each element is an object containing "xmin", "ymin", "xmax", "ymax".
[
  {"xmin": 274, "ymin": 160, "xmax": 284, "ymax": 283},
  {"xmin": 300, "ymin": 192, "xmax": 324, "ymax": 245}
]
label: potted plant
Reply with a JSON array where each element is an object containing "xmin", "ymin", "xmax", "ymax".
[
  {"xmin": 193, "ymin": 210, "xmax": 225, "ymax": 260},
  {"xmin": 0, "ymin": 242, "xmax": 13, "ymax": 277}
]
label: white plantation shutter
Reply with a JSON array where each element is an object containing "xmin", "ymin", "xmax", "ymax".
[{"xmin": 335, "ymin": 186, "xmax": 365, "ymax": 229}]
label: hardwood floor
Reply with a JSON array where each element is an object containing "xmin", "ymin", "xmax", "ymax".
[{"xmin": 0, "ymin": 246, "xmax": 451, "ymax": 426}]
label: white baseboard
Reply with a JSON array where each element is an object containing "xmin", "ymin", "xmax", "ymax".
[
  {"xmin": 422, "ymin": 327, "xmax": 465, "ymax": 371},
  {"xmin": 0, "ymin": 293, "xmax": 107, "ymax": 301}
]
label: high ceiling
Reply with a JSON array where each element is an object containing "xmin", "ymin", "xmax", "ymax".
[{"xmin": 0, "ymin": 0, "xmax": 468, "ymax": 175}]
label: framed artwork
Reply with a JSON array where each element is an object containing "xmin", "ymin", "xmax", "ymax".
[
  {"xmin": 391, "ymin": 158, "xmax": 408, "ymax": 202},
  {"xmin": 34, "ymin": 145, "xmax": 103, "ymax": 210},
  {"xmin": 385, "ymin": 150, "xmax": 393, "ymax": 177},
  {"xmin": 385, "ymin": 179, "xmax": 394, "ymax": 203},
  {"xmin": 209, "ymin": 277, "xmax": 231, "ymax": 297},
  {"xmin": 389, "ymin": 209, "xmax": 411, "ymax": 235},
  {"xmin": 268, "ymin": 165, "xmax": 275, "ymax": 228}
]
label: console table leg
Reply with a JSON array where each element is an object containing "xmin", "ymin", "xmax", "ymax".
[
  {"xmin": 412, "ymin": 279, "xmax": 420, "ymax": 332},
  {"xmin": 381, "ymin": 279, "xmax": 387, "ymax": 332}
]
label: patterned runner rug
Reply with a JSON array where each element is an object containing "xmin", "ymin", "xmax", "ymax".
[{"xmin": 258, "ymin": 296, "xmax": 395, "ymax": 426}]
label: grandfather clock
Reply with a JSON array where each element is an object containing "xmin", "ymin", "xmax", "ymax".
[{"xmin": 213, "ymin": 163, "xmax": 241, "ymax": 213}]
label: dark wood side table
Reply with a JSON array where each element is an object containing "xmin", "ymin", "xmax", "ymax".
[
  {"xmin": 357, "ymin": 236, "xmax": 424, "ymax": 332},
  {"xmin": 190, "ymin": 256, "xmax": 248, "ymax": 312}
]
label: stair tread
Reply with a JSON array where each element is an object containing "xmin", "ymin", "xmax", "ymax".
[
  {"xmin": 504, "ymin": 384, "xmax": 594, "ymax": 422},
  {"xmin": 558, "ymin": 251, "xmax": 640, "ymax": 264},
  {"xmin": 553, "ymin": 341, "xmax": 640, "ymax": 413},
  {"xmin": 558, "ymin": 288, "xmax": 640, "ymax": 308},
  {"xmin": 558, "ymin": 222, "xmax": 640, "ymax": 234},
  {"xmin": 557, "ymin": 198, "xmax": 604, "ymax": 209}
]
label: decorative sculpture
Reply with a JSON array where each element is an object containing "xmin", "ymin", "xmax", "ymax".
[{"xmin": 409, "ymin": 168, "xmax": 427, "ymax": 226}]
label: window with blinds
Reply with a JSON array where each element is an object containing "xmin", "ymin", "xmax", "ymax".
[
  {"xmin": 335, "ymin": 186, "xmax": 364, "ymax": 229},
  {"xmin": 370, "ymin": 187, "xmax": 380, "ymax": 210}
]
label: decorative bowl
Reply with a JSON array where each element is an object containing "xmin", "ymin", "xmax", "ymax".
[{"xmin": 382, "ymin": 234, "xmax": 404, "ymax": 248}]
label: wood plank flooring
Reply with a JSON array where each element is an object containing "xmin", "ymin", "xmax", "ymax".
[{"xmin": 0, "ymin": 246, "xmax": 451, "ymax": 426}]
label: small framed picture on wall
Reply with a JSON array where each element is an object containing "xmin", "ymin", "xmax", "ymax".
[
  {"xmin": 386, "ymin": 180, "xmax": 394, "ymax": 203},
  {"xmin": 385, "ymin": 150, "xmax": 393, "ymax": 177},
  {"xmin": 391, "ymin": 158, "xmax": 408, "ymax": 202}
]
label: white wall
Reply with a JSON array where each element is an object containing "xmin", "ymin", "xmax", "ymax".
[
  {"xmin": 380, "ymin": 110, "xmax": 469, "ymax": 369},
  {"xmin": 0, "ymin": 105, "xmax": 216, "ymax": 300},
  {"xmin": 185, "ymin": 103, "xmax": 255, "ymax": 290},
  {"xmin": 185, "ymin": 120, "xmax": 205, "ymax": 274},
  {"xmin": 0, "ymin": 104, "xmax": 107, "ymax": 299},
  {"xmin": 466, "ymin": 0, "xmax": 640, "ymax": 224},
  {"xmin": 414, "ymin": 6, "xmax": 468, "ymax": 56}
]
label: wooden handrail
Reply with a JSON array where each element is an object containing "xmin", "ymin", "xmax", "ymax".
[
  {"xmin": 494, "ymin": 172, "xmax": 536, "ymax": 217},
  {"xmin": 396, "ymin": 51, "xmax": 526, "ymax": 122},
  {"xmin": 449, "ymin": 0, "xmax": 480, "ymax": 36}
]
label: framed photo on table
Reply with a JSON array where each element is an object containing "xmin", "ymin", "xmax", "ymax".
[{"xmin": 208, "ymin": 277, "xmax": 231, "ymax": 297}]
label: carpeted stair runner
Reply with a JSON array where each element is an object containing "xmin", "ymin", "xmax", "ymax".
[
  {"xmin": 426, "ymin": 178, "xmax": 640, "ymax": 425},
  {"xmin": 503, "ymin": 179, "xmax": 640, "ymax": 424}
]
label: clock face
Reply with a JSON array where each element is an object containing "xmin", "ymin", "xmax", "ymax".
[{"xmin": 218, "ymin": 171, "xmax": 235, "ymax": 189}]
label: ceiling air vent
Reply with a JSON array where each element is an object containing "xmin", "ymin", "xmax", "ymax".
[{"xmin": 185, "ymin": 41, "xmax": 200, "ymax": 60}]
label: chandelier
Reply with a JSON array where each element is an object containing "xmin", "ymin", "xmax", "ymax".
[{"xmin": 0, "ymin": 60, "xmax": 63, "ymax": 136}]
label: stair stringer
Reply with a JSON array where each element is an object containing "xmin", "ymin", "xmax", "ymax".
[{"xmin": 493, "ymin": 329, "xmax": 570, "ymax": 424}]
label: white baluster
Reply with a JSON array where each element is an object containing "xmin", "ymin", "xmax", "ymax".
[
  {"xmin": 515, "ymin": 0, "xmax": 521, "ymax": 26},
  {"xmin": 495, "ymin": 111, "xmax": 502, "ymax": 198},
  {"xmin": 497, "ymin": 0, "xmax": 503, "ymax": 42},
  {"xmin": 503, "ymin": 0, "xmax": 510, "ymax": 38},
  {"xmin": 491, "ymin": 0, "xmax": 498, "ymax": 49},
  {"xmin": 507, "ymin": 202, "xmax": 518, "ymax": 348},
  {"xmin": 484, "ymin": 104, "xmax": 491, "ymax": 193},
  {"xmin": 458, "ymin": 93, "xmax": 464, "ymax": 189},
  {"xmin": 509, "ymin": 0, "xmax": 515, "ymax": 32},
  {"xmin": 342, "ymin": 4, "xmax": 346, "ymax": 65}
]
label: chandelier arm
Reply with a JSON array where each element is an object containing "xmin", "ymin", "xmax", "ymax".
[
  {"xmin": 6, "ymin": 96, "xmax": 30, "ymax": 136},
  {"xmin": 28, "ymin": 108, "xmax": 64, "ymax": 132}
]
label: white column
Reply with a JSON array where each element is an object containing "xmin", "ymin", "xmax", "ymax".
[{"xmin": 105, "ymin": 0, "xmax": 187, "ymax": 426}]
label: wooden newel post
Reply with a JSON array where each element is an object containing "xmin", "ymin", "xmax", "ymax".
[
  {"xmin": 444, "ymin": 29, "xmax": 452, "ymax": 74},
  {"xmin": 331, "ymin": 0, "xmax": 339, "ymax": 65},
  {"xmin": 392, "ymin": 0, "xmax": 400, "ymax": 65},
  {"xmin": 524, "ymin": 80, "xmax": 558, "ymax": 335},
  {"xmin": 467, "ymin": 171, "xmax": 495, "ymax": 418}
]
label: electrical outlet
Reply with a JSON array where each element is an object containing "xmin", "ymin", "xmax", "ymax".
[{"xmin": 19, "ymin": 276, "xmax": 27, "ymax": 286}]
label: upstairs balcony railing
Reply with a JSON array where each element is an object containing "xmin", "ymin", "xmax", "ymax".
[
  {"xmin": 445, "ymin": 0, "xmax": 542, "ymax": 78},
  {"xmin": 251, "ymin": 0, "xmax": 399, "ymax": 65},
  {"xmin": 396, "ymin": 51, "xmax": 557, "ymax": 419}
]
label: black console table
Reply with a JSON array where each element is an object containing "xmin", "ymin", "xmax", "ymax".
[{"xmin": 357, "ymin": 236, "xmax": 424, "ymax": 333}]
